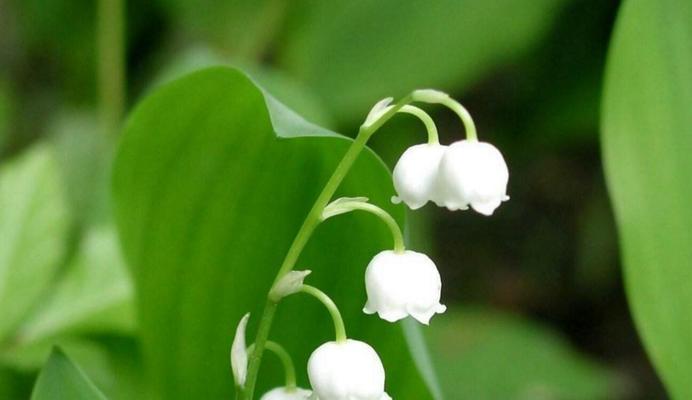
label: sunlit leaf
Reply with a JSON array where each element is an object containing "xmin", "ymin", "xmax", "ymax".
[
  {"xmin": 113, "ymin": 67, "xmax": 437, "ymax": 399},
  {"xmin": 15, "ymin": 226, "xmax": 134, "ymax": 347},
  {"xmin": 0, "ymin": 144, "xmax": 70, "ymax": 340},
  {"xmin": 601, "ymin": 0, "xmax": 692, "ymax": 397}
]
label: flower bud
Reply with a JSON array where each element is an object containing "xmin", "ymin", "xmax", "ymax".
[
  {"xmin": 231, "ymin": 313, "xmax": 251, "ymax": 387},
  {"xmin": 362, "ymin": 97, "xmax": 393, "ymax": 129},
  {"xmin": 437, "ymin": 140, "xmax": 509, "ymax": 215},
  {"xmin": 270, "ymin": 270, "xmax": 312, "ymax": 301},
  {"xmin": 363, "ymin": 250, "xmax": 446, "ymax": 325},
  {"xmin": 392, "ymin": 143, "xmax": 447, "ymax": 209},
  {"xmin": 260, "ymin": 387, "xmax": 312, "ymax": 400},
  {"xmin": 308, "ymin": 339, "xmax": 391, "ymax": 400}
]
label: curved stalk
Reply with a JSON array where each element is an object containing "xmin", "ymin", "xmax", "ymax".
[
  {"xmin": 439, "ymin": 97, "xmax": 477, "ymax": 141},
  {"xmin": 322, "ymin": 199, "xmax": 405, "ymax": 253},
  {"xmin": 300, "ymin": 285, "xmax": 347, "ymax": 343},
  {"xmin": 412, "ymin": 90, "xmax": 477, "ymax": 141},
  {"xmin": 398, "ymin": 105, "xmax": 439, "ymax": 145},
  {"xmin": 247, "ymin": 341, "xmax": 297, "ymax": 390}
]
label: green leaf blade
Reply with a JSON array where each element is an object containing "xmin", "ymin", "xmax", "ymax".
[
  {"xmin": 31, "ymin": 348, "xmax": 107, "ymax": 400},
  {"xmin": 602, "ymin": 0, "xmax": 692, "ymax": 397},
  {"xmin": 427, "ymin": 307, "xmax": 619, "ymax": 399},
  {"xmin": 0, "ymin": 144, "xmax": 70, "ymax": 340}
]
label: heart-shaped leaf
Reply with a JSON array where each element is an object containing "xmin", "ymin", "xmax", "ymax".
[
  {"xmin": 113, "ymin": 67, "xmax": 436, "ymax": 399},
  {"xmin": 602, "ymin": 0, "xmax": 692, "ymax": 397}
]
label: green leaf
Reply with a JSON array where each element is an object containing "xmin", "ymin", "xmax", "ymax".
[
  {"xmin": 31, "ymin": 347, "xmax": 107, "ymax": 400},
  {"xmin": 113, "ymin": 67, "xmax": 435, "ymax": 399},
  {"xmin": 0, "ymin": 144, "xmax": 70, "ymax": 340},
  {"xmin": 426, "ymin": 307, "xmax": 619, "ymax": 399},
  {"xmin": 280, "ymin": 0, "xmax": 568, "ymax": 122},
  {"xmin": 14, "ymin": 226, "xmax": 134, "ymax": 349},
  {"xmin": 601, "ymin": 0, "xmax": 692, "ymax": 397},
  {"xmin": 152, "ymin": 47, "xmax": 335, "ymax": 129},
  {"xmin": 1, "ymin": 337, "xmax": 142, "ymax": 400}
]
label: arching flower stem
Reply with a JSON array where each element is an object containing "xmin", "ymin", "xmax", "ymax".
[
  {"xmin": 300, "ymin": 285, "xmax": 348, "ymax": 343},
  {"xmin": 398, "ymin": 105, "xmax": 439, "ymax": 145},
  {"xmin": 321, "ymin": 198, "xmax": 405, "ymax": 253},
  {"xmin": 412, "ymin": 89, "xmax": 478, "ymax": 141},
  {"xmin": 247, "ymin": 341, "xmax": 297, "ymax": 391}
]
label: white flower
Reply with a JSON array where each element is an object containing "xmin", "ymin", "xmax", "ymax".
[
  {"xmin": 437, "ymin": 140, "xmax": 509, "ymax": 215},
  {"xmin": 363, "ymin": 250, "xmax": 446, "ymax": 325},
  {"xmin": 260, "ymin": 387, "xmax": 313, "ymax": 400},
  {"xmin": 308, "ymin": 339, "xmax": 391, "ymax": 400},
  {"xmin": 392, "ymin": 143, "xmax": 447, "ymax": 209}
]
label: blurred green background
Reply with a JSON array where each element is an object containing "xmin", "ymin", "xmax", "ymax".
[{"xmin": 0, "ymin": 0, "xmax": 681, "ymax": 398}]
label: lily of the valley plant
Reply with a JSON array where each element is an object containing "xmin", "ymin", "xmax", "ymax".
[{"xmin": 231, "ymin": 89, "xmax": 509, "ymax": 400}]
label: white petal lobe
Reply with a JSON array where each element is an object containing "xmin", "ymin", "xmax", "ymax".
[
  {"xmin": 437, "ymin": 140, "xmax": 509, "ymax": 215},
  {"xmin": 392, "ymin": 144, "xmax": 447, "ymax": 210}
]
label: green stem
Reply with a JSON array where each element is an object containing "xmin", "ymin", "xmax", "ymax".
[
  {"xmin": 399, "ymin": 105, "xmax": 439, "ymax": 144},
  {"xmin": 436, "ymin": 97, "xmax": 477, "ymax": 141},
  {"xmin": 247, "ymin": 341, "xmax": 297, "ymax": 390},
  {"xmin": 240, "ymin": 95, "xmax": 413, "ymax": 400},
  {"xmin": 323, "ymin": 200, "xmax": 405, "ymax": 253},
  {"xmin": 98, "ymin": 0, "xmax": 125, "ymax": 136},
  {"xmin": 412, "ymin": 90, "xmax": 477, "ymax": 141},
  {"xmin": 300, "ymin": 285, "xmax": 347, "ymax": 343}
]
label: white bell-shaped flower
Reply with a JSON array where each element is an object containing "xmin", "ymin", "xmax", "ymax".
[
  {"xmin": 308, "ymin": 339, "xmax": 391, "ymax": 400},
  {"xmin": 363, "ymin": 250, "xmax": 446, "ymax": 325},
  {"xmin": 260, "ymin": 387, "xmax": 313, "ymax": 400},
  {"xmin": 392, "ymin": 143, "xmax": 447, "ymax": 209},
  {"xmin": 437, "ymin": 140, "xmax": 509, "ymax": 215}
]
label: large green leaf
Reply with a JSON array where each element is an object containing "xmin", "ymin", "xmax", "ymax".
[
  {"xmin": 152, "ymin": 47, "xmax": 335, "ymax": 129},
  {"xmin": 0, "ymin": 144, "xmax": 70, "ymax": 340},
  {"xmin": 31, "ymin": 348, "xmax": 107, "ymax": 400},
  {"xmin": 279, "ymin": 0, "xmax": 568, "ymax": 122},
  {"xmin": 113, "ymin": 67, "xmax": 436, "ymax": 399},
  {"xmin": 427, "ymin": 307, "xmax": 619, "ymax": 399},
  {"xmin": 601, "ymin": 0, "xmax": 692, "ymax": 397}
]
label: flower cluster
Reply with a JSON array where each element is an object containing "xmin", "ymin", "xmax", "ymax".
[
  {"xmin": 232, "ymin": 89, "xmax": 509, "ymax": 399},
  {"xmin": 392, "ymin": 91, "xmax": 509, "ymax": 216},
  {"xmin": 393, "ymin": 140, "xmax": 509, "ymax": 215}
]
